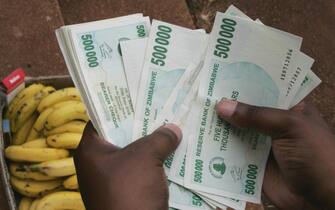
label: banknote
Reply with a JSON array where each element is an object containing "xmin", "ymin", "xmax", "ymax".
[
  {"xmin": 290, "ymin": 70, "xmax": 321, "ymax": 107},
  {"xmin": 226, "ymin": 5, "xmax": 303, "ymax": 47},
  {"xmin": 184, "ymin": 12, "xmax": 314, "ymax": 203},
  {"xmin": 57, "ymin": 15, "xmax": 150, "ymax": 147},
  {"xmin": 116, "ymin": 21, "xmax": 214, "ymax": 210},
  {"xmin": 165, "ymin": 7, "xmax": 315, "ymax": 208},
  {"xmin": 201, "ymin": 196, "xmax": 230, "ymax": 210},
  {"xmin": 165, "ymin": 11, "xmax": 295, "ymax": 208},
  {"xmin": 56, "ymin": 6, "xmax": 321, "ymax": 209},
  {"xmin": 120, "ymin": 38, "xmax": 148, "ymax": 107},
  {"xmin": 57, "ymin": 28, "xmax": 102, "ymax": 138},
  {"xmin": 157, "ymin": 71, "xmax": 245, "ymax": 209},
  {"xmin": 155, "ymin": 51, "xmax": 206, "ymax": 127},
  {"xmin": 118, "ymin": 32, "xmax": 201, "ymax": 174},
  {"xmin": 164, "ymin": 97, "xmax": 246, "ymax": 210},
  {"xmin": 56, "ymin": 14, "xmax": 146, "ymax": 141},
  {"xmin": 196, "ymin": 14, "xmax": 311, "ymax": 108},
  {"xmin": 132, "ymin": 20, "xmax": 207, "ymax": 140},
  {"xmin": 169, "ymin": 182, "xmax": 215, "ymax": 210},
  {"xmin": 167, "ymin": 3, "xmax": 311, "ymax": 184},
  {"xmin": 225, "ymin": 5, "xmax": 310, "ymax": 107},
  {"xmin": 201, "ymin": 197, "xmax": 222, "ymax": 210},
  {"xmin": 226, "ymin": 5, "xmax": 320, "ymax": 108}
]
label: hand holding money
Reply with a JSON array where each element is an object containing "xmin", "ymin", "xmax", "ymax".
[
  {"xmin": 75, "ymin": 100, "xmax": 335, "ymax": 210},
  {"xmin": 216, "ymin": 100, "xmax": 335, "ymax": 210},
  {"xmin": 56, "ymin": 4, "xmax": 327, "ymax": 210},
  {"xmin": 74, "ymin": 122, "xmax": 182, "ymax": 210}
]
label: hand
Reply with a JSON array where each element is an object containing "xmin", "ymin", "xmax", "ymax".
[
  {"xmin": 74, "ymin": 122, "xmax": 182, "ymax": 210},
  {"xmin": 216, "ymin": 100, "xmax": 335, "ymax": 210}
]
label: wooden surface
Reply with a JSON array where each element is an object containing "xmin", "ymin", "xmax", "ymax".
[
  {"xmin": 0, "ymin": 0, "xmax": 66, "ymax": 78},
  {"xmin": 1, "ymin": 0, "xmax": 334, "ymax": 209}
]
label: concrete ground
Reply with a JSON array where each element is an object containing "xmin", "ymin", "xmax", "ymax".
[{"xmin": 0, "ymin": 0, "xmax": 334, "ymax": 209}]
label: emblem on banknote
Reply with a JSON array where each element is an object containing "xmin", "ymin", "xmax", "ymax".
[{"xmin": 209, "ymin": 157, "xmax": 226, "ymax": 178}]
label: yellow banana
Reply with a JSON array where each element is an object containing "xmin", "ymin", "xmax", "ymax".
[
  {"xmin": 11, "ymin": 86, "xmax": 56, "ymax": 132},
  {"xmin": 36, "ymin": 191, "xmax": 85, "ymax": 210},
  {"xmin": 51, "ymin": 100, "xmax": 82, "ymax": 109},
  {"xmin": 5, "ymin": 146, "xmax": 69, "ymax": 162},
  {"xmin": 26, "ymin": 129, "xmax": 40, "ymax": 142},
  {"xmin": 47, "ymin": 132, "xmax": 82, "ymax": 149},
  {"xmin": 18, "ymin": 197, "xmax": 33, "ymax": 210},
  {"xmin": 9, "ymin": 163, "xmax": 57, "ymax": 181},
  {"xmin": 29, "ymin": 198, "xmax": 41, "ymax": 210},
  {"xmin": 45, "ymin": 101, "xmax": 89, "ymax": 130},
  {"xmin": 5, "ymin": 84, "xmax": 45, "ymax": 119},
  {"xmin": 28, "ymin": 157, "xmax": 75, "ymax": 177},
  {"xmin": 30, "ymin": 107, "xmax": 53, "ymax": 134},
  {"xmin": 10, "ymin": 94, "xmax": 39, "ymax": 132},
  {"xmin": 63, "ymin": 174, "xmax": 78, "ymax": 190},
  {"xmin": 10, "ymin": 85, "xmax": 54, "ymax": 120},
  {"xmin": 44, "ymin": 121, "xmax": 86, "ymax": 136},
  {"xmin": 37, "ymin": 87, "xmax": 81, "ymax": 112},
  {"xmin": 31, "ymin": 101, "xmax": 83, "ymax": 138},
  {"xmin": 12, "ymin": 113, "xmax": 38, "ymax": 145},
  {"xmin": 22, "ymin": 138, "xmax": 48, "ymax": 148},
  {"xmin": 10, "ymin": 176, "xmax": 62, "ymax": 198}
]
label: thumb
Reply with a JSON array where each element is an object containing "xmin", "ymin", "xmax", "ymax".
[
  {"xmin": 144, "ymin": 123, "xmax": 182, "ymax": 162},
  {"xmin": 215, "ymin": 99, "xmax": 294, "ymax": 136},
  {"xmin": 77, "ymin": 121, "xmax": 119, "ymax": 154}
]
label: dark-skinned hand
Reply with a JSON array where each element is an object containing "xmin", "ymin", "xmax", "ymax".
[
  {"xmin": 216, "ymin": 99, "xmax": 335, "ymax": 210},
  {"xmin": 74, "ymin": 123, "xmax": 182, "ymax": 210},
  {"xmin": 75, "ymin": 99, "xmax": 335, "ymax": 210}
]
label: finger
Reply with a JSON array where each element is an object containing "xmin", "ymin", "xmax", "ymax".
[
  {"xmin": 215, "ymin": 99, "xmax": 295, "ymax": 136},
  {"xmin": 290, "ymin": 101, "xmax": 306, "ymax": 113},
  {"xmin": 290, "ymin": 101, "xmax": 315, "ymax": 117},
  {"xmin": 143, "ymin": 123, "xmax": 182, "ymax": 162},
  {"xmin": 292, "ymin": 101, "xmax": 330, "ymax": 129},
  {"xmin": 74, "ymin": 122, "xmax": 120, "ymax": 177},
  {"xmin": 263, "ymin": 156, "xmax": 305, "ymax": 210},
  {"xmin": 77, "ymin": 121, "xmax": 119, "ymax": 154}
]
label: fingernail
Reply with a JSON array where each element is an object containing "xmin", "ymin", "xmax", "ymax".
[
  {"xmin": 216, "ymin": 99, "xmax": 238, "ymax": 118},
  {"xmin": 159, "ymin": 123, "xmax": 182, "ymax": 142}
]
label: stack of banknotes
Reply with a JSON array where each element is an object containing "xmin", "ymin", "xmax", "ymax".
[{"xmin": 56, "ymin": 5, "xmax": 321, "ymax": 210}]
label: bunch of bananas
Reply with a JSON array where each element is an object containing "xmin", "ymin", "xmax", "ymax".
[{"xmin": 4, "ymin": 84, "xmax": 88, "ymax": 210}]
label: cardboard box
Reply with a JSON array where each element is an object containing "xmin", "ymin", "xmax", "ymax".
[{"xmin": 0, "ymin": 75, "xmax": 74, "ymax": 210}]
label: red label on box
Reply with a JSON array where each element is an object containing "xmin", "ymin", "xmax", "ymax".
[{"xmin": 2, "ymin": 68, "xmax": 25, "ymax": 93}]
